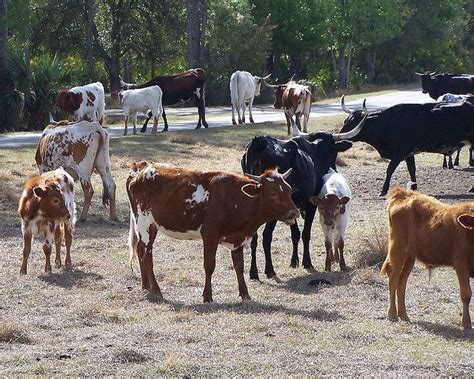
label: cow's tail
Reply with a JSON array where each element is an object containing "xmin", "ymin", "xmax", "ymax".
[
  {"xmin": 128, "ymin": 209, "xmax": 138, "ymax": 274},
  {"xmin": 230, "ymin": 74, "xmax": 240, "ymax": 107},
  {"xmin": 95, "ymin": 127, "xmax": 116, "ymax": 208},
  {"xmin": 380, "ymin": 259, "xmax": 391, "ymax": 276}
]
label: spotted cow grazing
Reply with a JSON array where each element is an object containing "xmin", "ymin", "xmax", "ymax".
[
  {"xmin": 309, "ymin": 168, "xmax": 352, "ymax": 272},
  {"xmin": 126, "ymin": 162, "xmax": 299, "ymax": 302},
  {"xmin": 35, "ymin": 120, "xmax": 117, "ymax": 221},
  {"xmin": 56, "ymin": 82, "xmax": 105, "ymax": 124},
  {"xmin": 18, "ymin": 167, "xmax": 76, "ymax": 274},
  {"xmin": 381, "ymin": 187, "xmax": 474, "ymax": 330}
]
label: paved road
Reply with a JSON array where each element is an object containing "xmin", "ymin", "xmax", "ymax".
[{"xmin": 0, "ymin": 88, "xmax": 434, "ymax": 148}]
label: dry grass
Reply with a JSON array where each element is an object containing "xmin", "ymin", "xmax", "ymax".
[
  {"xmin": 0, "ymin": 116, "xmax": 473, "ymax": 376},
  {"xmin": 353, "ymin": 225, "xmax": 389, "ymax": 269},
  {"xmin": 0, "ymin": 320, "xmax": 31, "ymax": 344}
]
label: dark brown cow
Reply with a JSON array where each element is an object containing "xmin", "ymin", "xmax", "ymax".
[
  {"xmin": 381, "ymin": 187, "xmax": 474, "ymax": 329},
  {"xmin": 126, "ymin": 162, "xmax": 299, "ymax": 302},
  {"xmin": 121, "ymin": 68, "xmax": 208, "ymax": 132},
  {"xmin": 271, "ymin": 81, "xmax": 312, "ymax": 135}
]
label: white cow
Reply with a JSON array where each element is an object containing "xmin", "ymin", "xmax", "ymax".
[
  {"xmin": 119, "ymin": 86, "xmax": 163, "ymax": 135},
  {"xmin": 230, "ymin": 71, "xmax": 270, "ymax": 125},
  {"xmin": 310, "ymin": 168, "xmax": 352, "ymax": 272},
  {"xmin": 56, "ymin": 82, "xmax": 105, "ymax": 124}
]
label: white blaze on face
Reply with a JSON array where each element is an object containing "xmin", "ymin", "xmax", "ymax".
[{"xmin": 186, "ymin": 184, "xmax": 210, "ymax": 207}]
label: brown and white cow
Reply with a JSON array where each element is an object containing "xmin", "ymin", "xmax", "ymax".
[
  {"xmin": 270, "ymin": 81, "xmax": 312, "ymax": 135},
  {"xmin": 126, "ymin": 162, "xmax": 299, "ymax": 302},
  {"xmin": 35, "ymin": 120, "xmax": 117, "ymax": 222},
  {"xmin": 56, "ymin": 82, "xmax": 105, "ymax": 124},
  {"xmin": 381, "ymin": 187, "xmax": 474, "ymax": 329},
  {"xmin": 18, "ymin": 167, "xmax": 76, "ymax": 274}
]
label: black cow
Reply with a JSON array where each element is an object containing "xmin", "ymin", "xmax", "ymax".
[
  {"xmin": 416, "ymin": 71, "xmax": 474, "ymax": 100},
  {"xmin": 339, "ymin": 96, "xmax": 474, "ymax": 196},
  {"xmin": 120, "ymin": 68, "xmax": 208, "ymax": 132},
  {"xmin": 241, "ymin": 118, "xmax": 364, "ymax": 279}
]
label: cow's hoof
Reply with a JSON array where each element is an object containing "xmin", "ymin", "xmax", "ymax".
[
  {"xmin": 55, "ymin": 260, "xmax": 62, "ymax": 269},
  {"xmin": 272, "ymin": 275, "xmax": 282, "ymax": 283},
  {"xmin": 304, "ymin": 263, "xmax": 314, "ymax": 271},
  {"xmin": 241, "ymin": 294, "xmax": 252, "ymax": 301},
  {"xmin": 232, "ymin": 120, "xmax": 237, "ymax": 125},
  {"xmin": 203, "ymin": 297, "xmax": 213, "ymax": 303},
  {"xmin": 469, "ymin": 186, "xmax": 474, "ymax": 193},
  {"xmin": 290, "ymin": 261, "xmax": 299, "ymax": 268},
  {"xmin": 123, "ymin": 132, "xmax": 127, "ymax": 136},
  {"xmin": 379, "ymin": 190, "xmax": 388, "ymax": 197},
  {"xmin": 249, "ymin": 271, "xmax": 260, "ymax": 281}
]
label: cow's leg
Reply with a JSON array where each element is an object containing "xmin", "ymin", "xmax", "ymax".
[
  {"xmin": 405, "ymin": 156, "xmax": 417, "ymax": 191},
  {"xmin": 237, "ymin": 103, "xmax": 243, "ymax": 124},
  {"xmin": 132, "ymin": 113, "xmax": 137, "ymax": 135},
  {"xmin": 396, "ymin": 256, "xmax": 415, "ymax": 322},
  {"xmin": 301, "ymin": 203, "xmax": 316, "ymax": 270},
  {"xmin": 151, "ymin": 115, "xmax": 158, "ymax": 135},
  {"xmin": 231, "ymin": 104, "xmax": 237, "ymax": 125},
  {"xmin": 448, "ymin": 154, "xmax": 454, "ymax": 169},
  {"xmin": 453, "ymin": 148, "xmax": 461, "ymax": 167},
  {"xmin": 290, "ymin": 221, "xmax": 301, "ymax": 268},
  {"xmin": 248, "ymin": 98, "xmax": 255, "ymax": 123},
  {"xmin": 455, "ymin": 265, "xmax": 472, "ymax": 330},
  {"xmin": 303, "ymin": 110, "xmax": 309, "ymax": 133},
  {"xmin": 123, "ymin": 115, "xmax": 129, "ymax": 136},
  {"xmin": 295, "ymin": 113, "xmax": 302, "ymax": 131},
  {"xmin": 43, "ymin": 240, "xmax": 52, "ymax": 273},
  {"xmin": 324, "ymin": 237, "xmax": 333, "ymax": 272},
  {"xmin": 203, "ymin": 239, "xmax": 218, "ymax": 302},
  {"xmin": 262, "ymin": 220, "xmax": 278, "ymax": 279},
  {"xmin": 79, "ymin": 180, "xmax": 94, "ymax": 222},
  {"xmin": 469, "ymin": 147, "xmax": 474, "ymax": 166},
  {"xmin": 64, "ymin": 223, "xmax": 73, "ymax": 269},
  {"xmin": 94, "ymin": 161, "xmax": 117, "ymax": 222},
  {"xmin": 231, "ymin": 246, "xmax": 251, "ymax": 301},
  {"xmin": 20, "ymin": 231, "xmax": 32, "ymax": 275},
  {"xmin": 140, "ymin": 111, "xmax": 152, "ymax": 133},
  {"xmin": 137, "ymin": 225, "xmax": 161, "ymax": 296},
  {"xmin": 284, "ymin": 113, "xmax": 292, "ymax": 135},
  {"xmin": 249, "ymin": 233, "xmax": 260, "ymax": 280},
  {"xmin": 442, "ymin": 155, "xmax": 447, "ymax": 168},
  {"xmin": 161, "ymin": 108, "xmax": 169, "ymax": 132},
  {"xmin": 241, "ymin": 102, "xmax": 246, "ymax": 124},
  {"xmin": 198, "ymin": 88, "xmax": 208, "ymax": 128},
  {"xmin": 380, "ymin": 159, "xmax": 402, "ymax": 196},
  {"xmin": 386, "ymin": 243, "xmax": 405, "ymax": 322},
  {"xmin": 54, "ymin": 224, "xmax": 62, "ymax": 268},
  {"xmin": 337, "ymin": 236, "xmax": 347, "ymax": 271}
]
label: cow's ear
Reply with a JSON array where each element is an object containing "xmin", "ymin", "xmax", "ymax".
[
  {"xmin": 33, "ymin": 186, "xmax": 48, "ymax": 198},
  {"xmin": 335, "ymin": 141, "xmax": 352, "ymax": 152},
  {"xmin": 457, "ymin": 214, "xmax": 474, "ymax": 230},
  {"xmin": 339, "ymin": 196, "xmax": 350, "ymax": 205},
  {"xmin": 309, "ymin": 196, "xmax": 321, "ymax": 206}
]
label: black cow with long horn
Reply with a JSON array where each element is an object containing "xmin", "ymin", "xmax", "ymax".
[{"xmin": 241, "ymin": 116, "xmax": 365, "ymax": 279}]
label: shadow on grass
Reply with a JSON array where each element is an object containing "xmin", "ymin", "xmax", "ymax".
[
  {"xmin": 39, "ymin": 268, "xmax": 104, "ymax": 288},
  {"xmin": 434, "ymin": 193, "xmax": 474, "ymax": 201},
  {"xmin": 416, "ymin": 320, "xmax": 474, "ymax": 341},
  {"xmin": 284, "ymin": 269, "xmax": 353, "ymax": 295}
]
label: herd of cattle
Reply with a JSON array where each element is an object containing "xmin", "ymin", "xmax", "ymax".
[{"xmin": 15, "ymin": 69, "xmax": 474, "ymax": 330}]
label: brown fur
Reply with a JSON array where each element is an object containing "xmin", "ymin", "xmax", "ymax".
[
  {"xmin": 381, "ymin": 187, "xmax": 474, "ymax": 329},
  {"xmin": 56, "ymin": 91, "xmax": 82, "ymax": 115},
  {"xmin": 126, "ymin": 162, "xmax": 299, "ymax": 302}
]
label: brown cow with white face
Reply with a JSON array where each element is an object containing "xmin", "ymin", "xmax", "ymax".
[
  {"xmin": 18, "ymin": 167, "xmax": 76, "ymax": 274},
  {"xmin": 126, "ymin": 162, "xmax": 299, "ymax": 302},
  {"xmin": 272, "ymin": 81, "xmax": 312, "ymax": 135}
]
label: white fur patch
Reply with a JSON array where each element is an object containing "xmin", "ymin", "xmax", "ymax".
[
  {"xmin": 194, "ymin": 88, "xmax": 201, "ymax": 99},
  {"xmin": 143, "ymin": 166, "xmax": 155, "ymax": 179},
  {"xmin": 135, "ymin": 205, "xmax": 155, "ymax": 245},
  {"xmin": 186, "ymin": 184, "xmax": 209, "ymax": 207},
  {"xmin": 158, "ymin": 225, "xmax": 202, "ymax": 240},
  {"xmin": 266, "ymin": 177, "xmax": 274, "ymax": 182}
]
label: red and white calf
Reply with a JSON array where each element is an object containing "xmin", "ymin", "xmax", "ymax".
[
  {"xmin": 310, "ymin": 168, "xmax": 351, "ymax": 271},
  {"xmin": 56, "ymin": 82, "xmax": 105, "ymax": 124},
  {"xmin": 18, "ymin": 167, "xmax": 76, "ymax": 274},
  {"xmin": 119, "ymin": 86, "xmax": 163, "ymax": 135}
]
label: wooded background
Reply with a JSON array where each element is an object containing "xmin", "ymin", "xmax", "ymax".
[{"xmin": 0, "ymin": 0, "xmax": 473, "ymax": 131}]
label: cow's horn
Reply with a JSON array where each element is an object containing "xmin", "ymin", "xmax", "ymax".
[
  {"xmin": 241, "ymin": 183, "xmax": 260, "ymax": 198},
  {"xmin": 341, "ymin": 95, "xmax": 352, "ymax": 114},
  {"xmin": 282, "ymin": 168, "xmax": 292, "ymax": 179},
  {"xmin": 332, "ymin": 113, "xmax": 368, "ymax": 141},
  {"xmin": 245, "ymin": 173, "xmax": 262, "ymax": 182},
  {"xmin": 289, "ymin": 74, "xmax": 295, "ymax": 82},
  {"xmin": 415, "ymin": 72, "xmax": 423, "ymax": 76},
  {"xmin": 290, "ymin": 118, "xmax": 309, "ymax": 139},
  {"xmin": 362, "ymin": 99, "xmax": 368, "ymax": 114},
  {"xmin": 49, "ymin": 112, "xmax": 58, "ymax": 124},
  {"xmin": 261, "ymin": 74, "xmax": 271, "ymax": 80}
]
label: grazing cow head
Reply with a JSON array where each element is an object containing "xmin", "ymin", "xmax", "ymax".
[
  {"xmin": 244, "ymin": 169, "xmax": 300, "ymax": 225},
  {"xmin": 458, "ymin": 214, "xmax": 474, "ymax": 230},
  {"xmin": 56, "ymin": 91, "xmax": 82, "ymax": 114},
  {"xmin": 33, "ymin": 181, "xmax": 70, "ymax": 221},
  {"xmin": 309, "ymin": 194, "xmax": 350, "ymax": 227}
]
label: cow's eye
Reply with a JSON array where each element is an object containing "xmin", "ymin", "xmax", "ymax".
[
  {"xmin": 271, "ymin": 192, "xmax": 277, "ymax": 197},
  {"xmin": 52, "ymin": 198, "xmax": 60, "ymax": 205}
]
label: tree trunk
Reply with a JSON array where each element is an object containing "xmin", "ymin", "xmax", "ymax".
[
  {"xmin": 290, "ymin": 52, "xmax": 303, "ymax": 78},
  {"xmin": 366, "ymin": 49, "xmax": 376, "ymax": 82},
  {"xmin": 186, "ymin": 0, "xmax": 207, "ymax": 68},
  {"xmin": 86, "ymin": 0, "xmax": 95, "ymax": 81}
]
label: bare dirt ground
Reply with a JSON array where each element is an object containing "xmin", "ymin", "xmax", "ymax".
[{"xmin": 0, "ymin": 117, "xmax": 473, "ymax": 376}]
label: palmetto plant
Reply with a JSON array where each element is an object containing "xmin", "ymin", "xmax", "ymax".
[{"xmin": 8, "ymin": 52, "xmax": 69, "ymax": 130}]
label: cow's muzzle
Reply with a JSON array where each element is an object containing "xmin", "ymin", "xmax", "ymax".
[{"xmin": 283, "ymin": 209, "xmax": 300, "ymax": 225}]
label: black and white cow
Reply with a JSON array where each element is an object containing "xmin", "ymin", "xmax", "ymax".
[
  {"xmin": 241, "ymin": 118, "xmax": 365, "ymax": 279},
  {"xmin": 121, "ymin": 68, "xmax": 208, "ymax": 132},
  {"xmin": 338, "ymin": 96, "xmax": 474, "ymax": 196}
]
